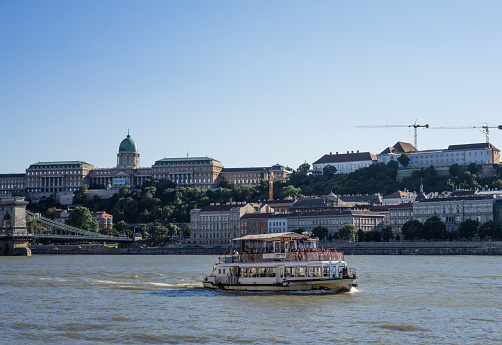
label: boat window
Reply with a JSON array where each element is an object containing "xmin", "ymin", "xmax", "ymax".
[
  {"xmin": 295, "ymin": 266, "xmax": 307, "ymax": 277},
  {"xmin": 250, "ymin": 267, "xmax": 257, "ymax": 277},
  {"xmin": 308, "ymin": 266, "xmax": 322, "ymax": 277},
  {"xmin": 241, "ymin": 267, "xmax": 248, "ymax": 278},
  {"xmin": 285, "ymin": 267, "xmax": 294, "ymax": 277},
  {"xmin": 266, "ymin": 267, "xmax": 276, "ymax": 277},
  {"xmin": 332, "ymin": 266, "xmax": 338, "ymax": 278},
  {"xmin": 218, "ymin": 269, "xmax": 221, "ymax": 275},
  {"xmin": 323, "ymin": 266, "xmax": 330, "ymax": 277},
  {"xmin": 258, "ymin": 267, "xmax": 267, "ymax": 277}
]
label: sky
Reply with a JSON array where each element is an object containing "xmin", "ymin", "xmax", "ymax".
[{"xmin": 1, "ymin": 0, "xmax": 501, "ymax": 174}]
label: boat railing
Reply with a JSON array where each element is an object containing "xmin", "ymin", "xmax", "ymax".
[{"xmin": 219, "ymin": 250, "xmax": 344, "ymax": 264}]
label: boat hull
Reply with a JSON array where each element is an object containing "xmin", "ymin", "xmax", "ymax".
[{"xmin": 203, "ymin": 277, "xmax": 357, "ymax": 292}]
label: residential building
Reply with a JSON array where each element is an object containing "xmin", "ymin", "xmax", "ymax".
[
  {"xmin": 54, "ymin": 209, "xmax": 113, "ymax": 230},
  {"xmin": 286, "ymin": 210, "xmax": 384, "ymax": 234},
  {"xmin": 267, "ymin": 214, "xmax": 288, "ymax": 233},
  {"xmin": 382, "ymin": 190, "xmax": 417, "ymax": 205},
  {"xmin": 240, "ymin": 213, "xmax": 271, "ymax": 236},
  {"xmin": 189, "ymin": 202, "xmax": 273, "ymax": 245},
  {"xmin": 413, "ymin": 195, "xmax": 495, "ymax": 233},
  {"xmin": 312, "ymin": 151, "xmax": 377, "ymax": 175},
  {"xmin": 386, "ymin": 203, "xmax": 413, "ymax": 237}
]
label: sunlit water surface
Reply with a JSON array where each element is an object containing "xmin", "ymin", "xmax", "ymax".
[{"xmin": 1, "ymin": 255, "xmax": 500, "ymax": 344}]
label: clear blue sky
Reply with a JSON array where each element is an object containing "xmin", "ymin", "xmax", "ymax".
[{"xmin": 1, "ymin": 0, "xmax": 501, "ymax": 173}]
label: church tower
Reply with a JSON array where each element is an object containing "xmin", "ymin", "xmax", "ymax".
[{"xmin": 117, "ymin": 133, "xmax": 140, "ymax": 169}]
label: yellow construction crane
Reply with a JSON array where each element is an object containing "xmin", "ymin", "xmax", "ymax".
[
  {"xmin": 356, "ymin": 120, "xmax": 429, "ymax": 149},
  {"xmin": 429, "ymin": 124, "xmax": 502, "ymax": 143},
  {"xmin": 265, "ymin": 171, "xmax": 290, "ymax": 201}
]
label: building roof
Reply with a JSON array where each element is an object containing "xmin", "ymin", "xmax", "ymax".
[
  {"xmin": 28, "ymin": 161, "xmax": 94, "ymax": 169},
  {"xmin": 287, "ymin": 209, "xmax": 383, "ymax": 217},
  {"xmin": 313, "ymin": 152, "xmax": 377, "ymax": 165},
  {"xmin": 380, "ymin": 141, "xmax": 417, "ymax": 154},
  {"xmin": 198, "ymin": 203, "xmax": 250, "ymax": 212},
  {"xmin": 447, "ymin": 143, "xmax": 499, "ymax": 151},
  {"xmin": 154, "ymin": 157, "xmax": 221, "ymax": 165},
  {"xmin": 449, "ymin": 190, "xmax": 477, "ymax": 198},
  {"xmin": 417, "ymin": 195, "xmax": 495, "ymax": 203},
  {"xmin": 233, "ymin": 232, "xmax": 307, "ymax": 241},
  {"xmin": 290, "ymin": 198, "xmax": 327, "ymax": 209},
  {"xmin": 383, "ymin": 191, "xmax": 414, "ymax": 200},
  {"xmin": 0, "ymin": 174, "xmax": 25, "ymax": 178},
  {"xmin": 241, "ymin": 213, "xmax": 274, "ymax": 219},
  {"xmin": 119, "ymin": 134, "xmax": 138, "ymax": 152},
  {"xmin": 221, "ymin": 167, "xmax": 267, "ymax": 173}
]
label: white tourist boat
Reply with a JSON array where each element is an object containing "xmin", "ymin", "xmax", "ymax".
[{"xmin": 203, "ymin": 232, "xmax": 357, "ymax": 292}]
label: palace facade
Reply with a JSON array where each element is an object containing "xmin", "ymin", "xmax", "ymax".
[{"xmin": 0, "ymin": 134, "xmax": 291, "ymax": 201}]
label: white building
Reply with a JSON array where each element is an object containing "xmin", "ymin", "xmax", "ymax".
[
  {"xmin": 267, "ymin": 215, "xmax": 288, "ymax": 234},
  {"xmin": 312, "ymin": 151, "xmax": 377, "ymax": 175},
  {"xmin": 378, "ymin": 142, "xmax": 500, "ymax": 169},
  {"xmin": 412, "ymin": 195, "xmax": 495, "ymax": 233},
  {"xmin": 286, "ymin": 210, "xmax": 384, "ymax": 234}
]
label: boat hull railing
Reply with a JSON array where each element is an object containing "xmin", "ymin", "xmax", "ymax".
[{"xmin": 219, "ymin": 251, "xmax": 344, "ymax": 264}]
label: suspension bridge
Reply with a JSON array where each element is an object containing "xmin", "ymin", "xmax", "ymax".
[{"xmin": 0, "ymin": 197, "xmax": 132, "ymax": 256}]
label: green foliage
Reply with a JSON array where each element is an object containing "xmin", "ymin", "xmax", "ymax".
[
  {"xmin": 312, "ymin": 226, "xmax": 328, "ymax": 241},
  {"xmin": 381, "ymin": 226, "xmax": 393, "ymax": 242},
  {"xmin": 66, "ymin": 206, "xmax": 99, "ymax": 232},
  {"xmin": 458, "ymin": 219, "xmax": 479, "ymax": 239},
  {"xmin": 323, "ymin": 165, "xmax": 337, "ymax": 179},
  {"xmin": 397, "ymin": 154, "xmax": 410, "ymax": 168},
  {"xmin": 402, "ymin": 220, "xmax": 423, "ymax": 241},
  {"xmin": 150, "ymin": 223, "xmax": 169, "ymax": 246},
  {"xmin": 73, "ymin": 185, "xmax": 89, "ymax": 204},
  {"xmin": 478, "ymin": 220, "xmax": 502, "ymax": 240},
  {"xmin": 338, "ymin": 224, "xmax": 357, "ymax": 241},
  {"xmin": 422, "ymin": 216, "xmax": 446, "ymax": 240}
]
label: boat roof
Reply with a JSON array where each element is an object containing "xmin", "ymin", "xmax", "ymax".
[{"xmin": 232, "ymin": 232, "xmax": 310, "ymax": 241}]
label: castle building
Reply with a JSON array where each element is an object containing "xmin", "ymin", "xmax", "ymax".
[
  {"xmin": 0, "ymin": 133, "xmax": 290, "ymax": 201},
  {"xmin": 378, "ymin": 142, "xmax": 500, "ymax": 168},
  {"xmin": 311, "ymin": 151, "xmax": 378, "ymax": 175}
]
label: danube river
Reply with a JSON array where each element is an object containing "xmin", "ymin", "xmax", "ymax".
[{"xmin": 1, "ymin": 255, "xmax": 500, "ymax": 344}]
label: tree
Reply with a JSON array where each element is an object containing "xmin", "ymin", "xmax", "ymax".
[
  {"xmin": 381, "ymin": 226, "xmax": 393, "ymax": 242},
  {"xmin": 468, "ymin": 163, "xmax": 478, "ymax": 174},
  {"xmin": 458, "ymin": 219, "xmax": 479, "ymax": 239},
  {"xmin": 398, "ymin": 154, "xmax": 410, "ymax": 168},
  {"xmin": 449, "ymin": 163, "xmax": 460, "ymax": 176},
  {"xmin": 73, "ymin": 184, "xmax": 89, "ymax": 204},
  {"xmin": 150, "ymin": 223, "xmax": 169, "ymax": 246},
  {"xmin": 422, "ymin": 216, "xmax": 446, "ymax": 240},
  {"xmin": 323, "ymin": 165, "xmax": 337, "ymax": 179},
  {"xmin": 478, "ymin": 220, "xmax": 502, "ymax": 240},
  {"xmin": 66, "ymin": 206, "xmax": 99, "ymax": 232},
  {"xmin": 401, "ymin": 220, "xmax": 423, "ymax": 241},
  {"xmin": 312, "ymin": 226, "xmax": 328, "ymax": 241},
  {"xmin": 114, "ymin": 220, "xmax": 131, "ymax": 236},
  {"xmin": 356, "ymin": 229, "xmax": 365, "ymax": 242},
  {"xmin": 338, "ymin": 224, "xmax": 357, "ymax": 241}
]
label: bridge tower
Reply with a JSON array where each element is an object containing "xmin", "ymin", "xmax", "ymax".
[{"xmin": 0, "ymin": 197, "xmax": 32, "ymax": 256}]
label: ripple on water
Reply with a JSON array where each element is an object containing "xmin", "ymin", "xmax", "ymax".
[{"xmin": 379, "ymin": 323, "xmax": 428, "ymax": 332}]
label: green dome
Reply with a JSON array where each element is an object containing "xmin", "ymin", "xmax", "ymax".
[{"xmin": 119, "ymin": 135, "xmax": 138, "ymax": 152}]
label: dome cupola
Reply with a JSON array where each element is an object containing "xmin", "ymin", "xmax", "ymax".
[{"xmin": 119, "ymin": 134, "xmax": 138, "ymax": 152}]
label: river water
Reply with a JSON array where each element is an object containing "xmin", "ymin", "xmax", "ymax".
[{"xmin": 1, "ymin": 255, "xmax": 500, "ymax": 344}]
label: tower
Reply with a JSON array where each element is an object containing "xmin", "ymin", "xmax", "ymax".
[{"xmin": 117, "ymin": 133, "xmax": 140, "ymax": 169}]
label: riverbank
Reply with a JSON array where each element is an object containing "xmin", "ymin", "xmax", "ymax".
[{"xmin": 29, "ymin": 241, "xmax": 502, "ymax": 255}]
